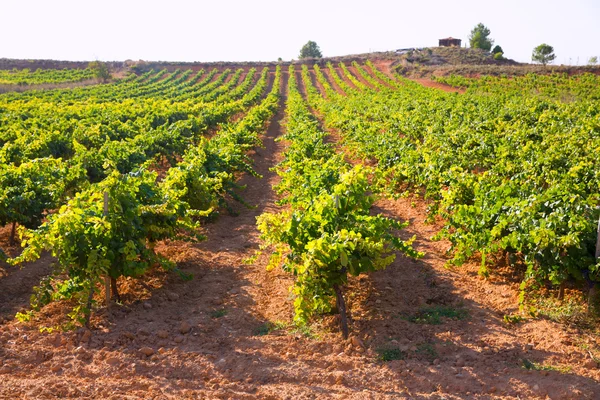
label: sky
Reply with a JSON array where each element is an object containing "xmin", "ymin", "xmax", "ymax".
[{"xmin": 2, "ymin": 0, "xmax": 599, "ymax": 65}]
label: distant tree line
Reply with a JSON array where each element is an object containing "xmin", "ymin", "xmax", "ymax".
[{"xmin": 468, "ymin": 23, "xmax": 560, "ymax": 65}]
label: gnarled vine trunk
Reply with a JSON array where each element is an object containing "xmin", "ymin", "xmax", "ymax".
[
  {"xmin": 334, "ymin": 284, "xmax": 349, "ymax": 339},
  {"xmin": 9, "ymin": 222, "xmax": 16, "ymax": 246}
]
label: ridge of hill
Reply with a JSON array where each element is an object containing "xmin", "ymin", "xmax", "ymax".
[{"xmin": 2, "ymin": 47, "xmax": 599, "ymax": 79}]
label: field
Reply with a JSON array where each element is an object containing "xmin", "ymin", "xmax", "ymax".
[{"xmin": 1, "ymin": 58, "xmax": 600, "ymax": 399}]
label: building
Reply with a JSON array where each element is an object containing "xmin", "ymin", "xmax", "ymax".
[{"xmin": 439, "ymin": 37, "xmax": 462, "ymax": 47}]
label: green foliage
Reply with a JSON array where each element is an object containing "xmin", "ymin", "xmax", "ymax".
[
  {"xmin": 416, "ymin": 343, "xmax": 438, "ymax": 360},
  {"xmin": 5, "ymin": 65, "xmax": 281, "ymax": 326},
  {"xmin": 0, "ymin": 158, "xmax": 72, "ymax": 234},
  {"xmin": 257, "ymin": 65, "xmax": 421, "ymax": 332},
  {"xmin": 260, "ymin": 166, "xmax": 420, "ymax": 325},
  {"xmin": 11, "ymin": 169, "xmax": 203, "ymax": 323},
  {"xmin": 299, "ymin": 40, "xmax": 323, "ymax": 59},
  {"xmin": 522, "ymin": 358, "xmax": 571, "ymax": 373},
  {"xmin": 210, "ymin": 309, "xmax": 228, "ymax": 318},
  {"xmin": 376, "ymin": 346, "xmax": 405, "ymax": 361},
  {"xmin": 492, "ymin": 45, "xmax": 504, "ymax": 60},
  {"xmin": 503, "ymin": 313, "xmax": 524, "ymax": 324},
  {"xmin": 528, "ymin": 292, "xmax": 594, "ymax": 328},
  {"xmin": 0, "ymin": 68, "xmax": 95, "ymax": 85},
  {"xmin": 588, "ymin": 56, "xmax": 598, "ymax": 66},
  {"xmin": 532, "ymin": 44, "xmax": 556, "ymax": 65},
  {"xmin": 407, "ymin": 306, "xmax": 469, "ymax": 324},
  {"xmin": 88, "ymin": 61, "xmax": 111, "ymax": 82},
  {"xmin": 469, "ymin": 23, "xmax": 494, "ymax": 51},
  {"xmin": 253, "ymin": 320, "xmax": 287, "ymax": 336},
  {"xmin": 310, "ymin": 61, "xmax": 600, "ymax": 304}
]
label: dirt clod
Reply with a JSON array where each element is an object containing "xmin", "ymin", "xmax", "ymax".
[
  {"xmin": 139, "ymin": 347, "xmax": 154, "ymax": 357},
  {"xmin": 179, "ymin": 321, "xmax": 191, "ymax": 334},
  {"xmin": 157, "ymin": 330, "xmax": 169, "ymax": 339},
  {"xmin": 166, "ymin": 292, "xmax": 180, "ymax": 301},
  {"xmin": 105, "ymin": 357, "xmax": 120, "ymax": 366}
]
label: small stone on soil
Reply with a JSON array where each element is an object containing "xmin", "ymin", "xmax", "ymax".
[
  {"xmin": 157, "ymin": 330, "xmax": 169, "ymax": 339},
  {"xmin": 139, "ymin": 347, "xmax": 154, "ymax": 357},
  {"xmin": 122, "ymin": 331, "xmax": 135, "ymax": 340},
  {"xmin": 350, "ymin": 336, "xmax": 364, "ymax": 348},
  {"xmin": 166, "ymin": 292, "xmax": 180, "ymax": 301},
  {"xmin": 179, "ymin": 321, "xmax": 192, "ymax": 334},
  {"xmin": 106, "ymin": 357, "xmax": 120, "ymax": 366}
]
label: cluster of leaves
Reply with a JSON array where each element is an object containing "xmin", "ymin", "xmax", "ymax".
[
  {"xmin": 0, "ymin": 158, "xmax": 71, "ymax": 244},
  {"xmin": 12, "ymin": 169, "xmax": 203, "ymax": 324},
  {"xmin": 305, "ymin": 61, "xmax": 600, "ymax": 302},
  {"xmin": 3, "ymin": 66, "xmax": 280, "ymax": 324},
  {"xmin": 257, "ymin": 65, "xmax": 421, "ymax": 337}
]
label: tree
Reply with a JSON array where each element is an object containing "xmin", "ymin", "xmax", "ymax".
[
  {"xmin": 469, "ymin": 23, "xmax": 494, "ymax": 51},
  {"xmin": 88, "ymin": 60, "xmax": 111, "ymax": 83},
  {"xmin": 589, "ymin": 56, "xmax": 598, "ymax": 66},
  {"xmin": 299, "ymin": 41, "xmax": 323, "ymax": 59},
  {"xmin": 492, "ymin": 45, "xmax": 503, "ymax": 55},
  {"xmin": 532, "ymin": 44, "xmax": 556, "ymax": 65}
]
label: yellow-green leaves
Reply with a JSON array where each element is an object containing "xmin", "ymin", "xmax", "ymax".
[{"xmin": 257, "ymin": 66, "xmax": 420, "ymax": 329}]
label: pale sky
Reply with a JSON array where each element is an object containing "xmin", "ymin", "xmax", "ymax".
[{"xmin": 2, "ymin": 0, "xmax": 599, "ymax": 65}]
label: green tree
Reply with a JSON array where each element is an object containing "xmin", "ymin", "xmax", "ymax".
[
  {"xmin": 299, "ymin": 41, "xmax": 323, "ymax": 59},
  {"xmin": 469, "ymin": 23, "xmax": 494, "ymax": 51},
  {"xmin": 589, "ymin": 56, "xmax": 598, "ymax": 66},
  {"xmin": 532, "ymin": 44, "xmax": 556, "ymax": 65},
  {"xmin": 88, "ymin": 60, "xmax": 111, "ymax": 82},
  {"xmin": 492, "ymin": 45, "xmax": 503, "ymax": 55}
]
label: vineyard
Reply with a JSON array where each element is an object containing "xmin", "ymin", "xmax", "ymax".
[
  {"xmin": 0, "ymin": 68, "xmax": 95, "ymax": 85},
  {"xmin": 0, "ymin": 61, "xmax": 599, "ymax": 398}
]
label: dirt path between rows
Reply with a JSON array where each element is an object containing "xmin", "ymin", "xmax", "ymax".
[{"xmin": 0, "ymin": 66, "xmax": 599, "ymax": 399}]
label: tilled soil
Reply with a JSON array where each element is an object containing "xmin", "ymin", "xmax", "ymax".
[{"xmin": 0, "ymin": 68, "xmax": 599, "ymax": 399}]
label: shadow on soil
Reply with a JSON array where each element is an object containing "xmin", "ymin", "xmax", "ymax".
[{"xmin": 358, "ymin": 200, "xmax": 599, "ymax": 398}]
